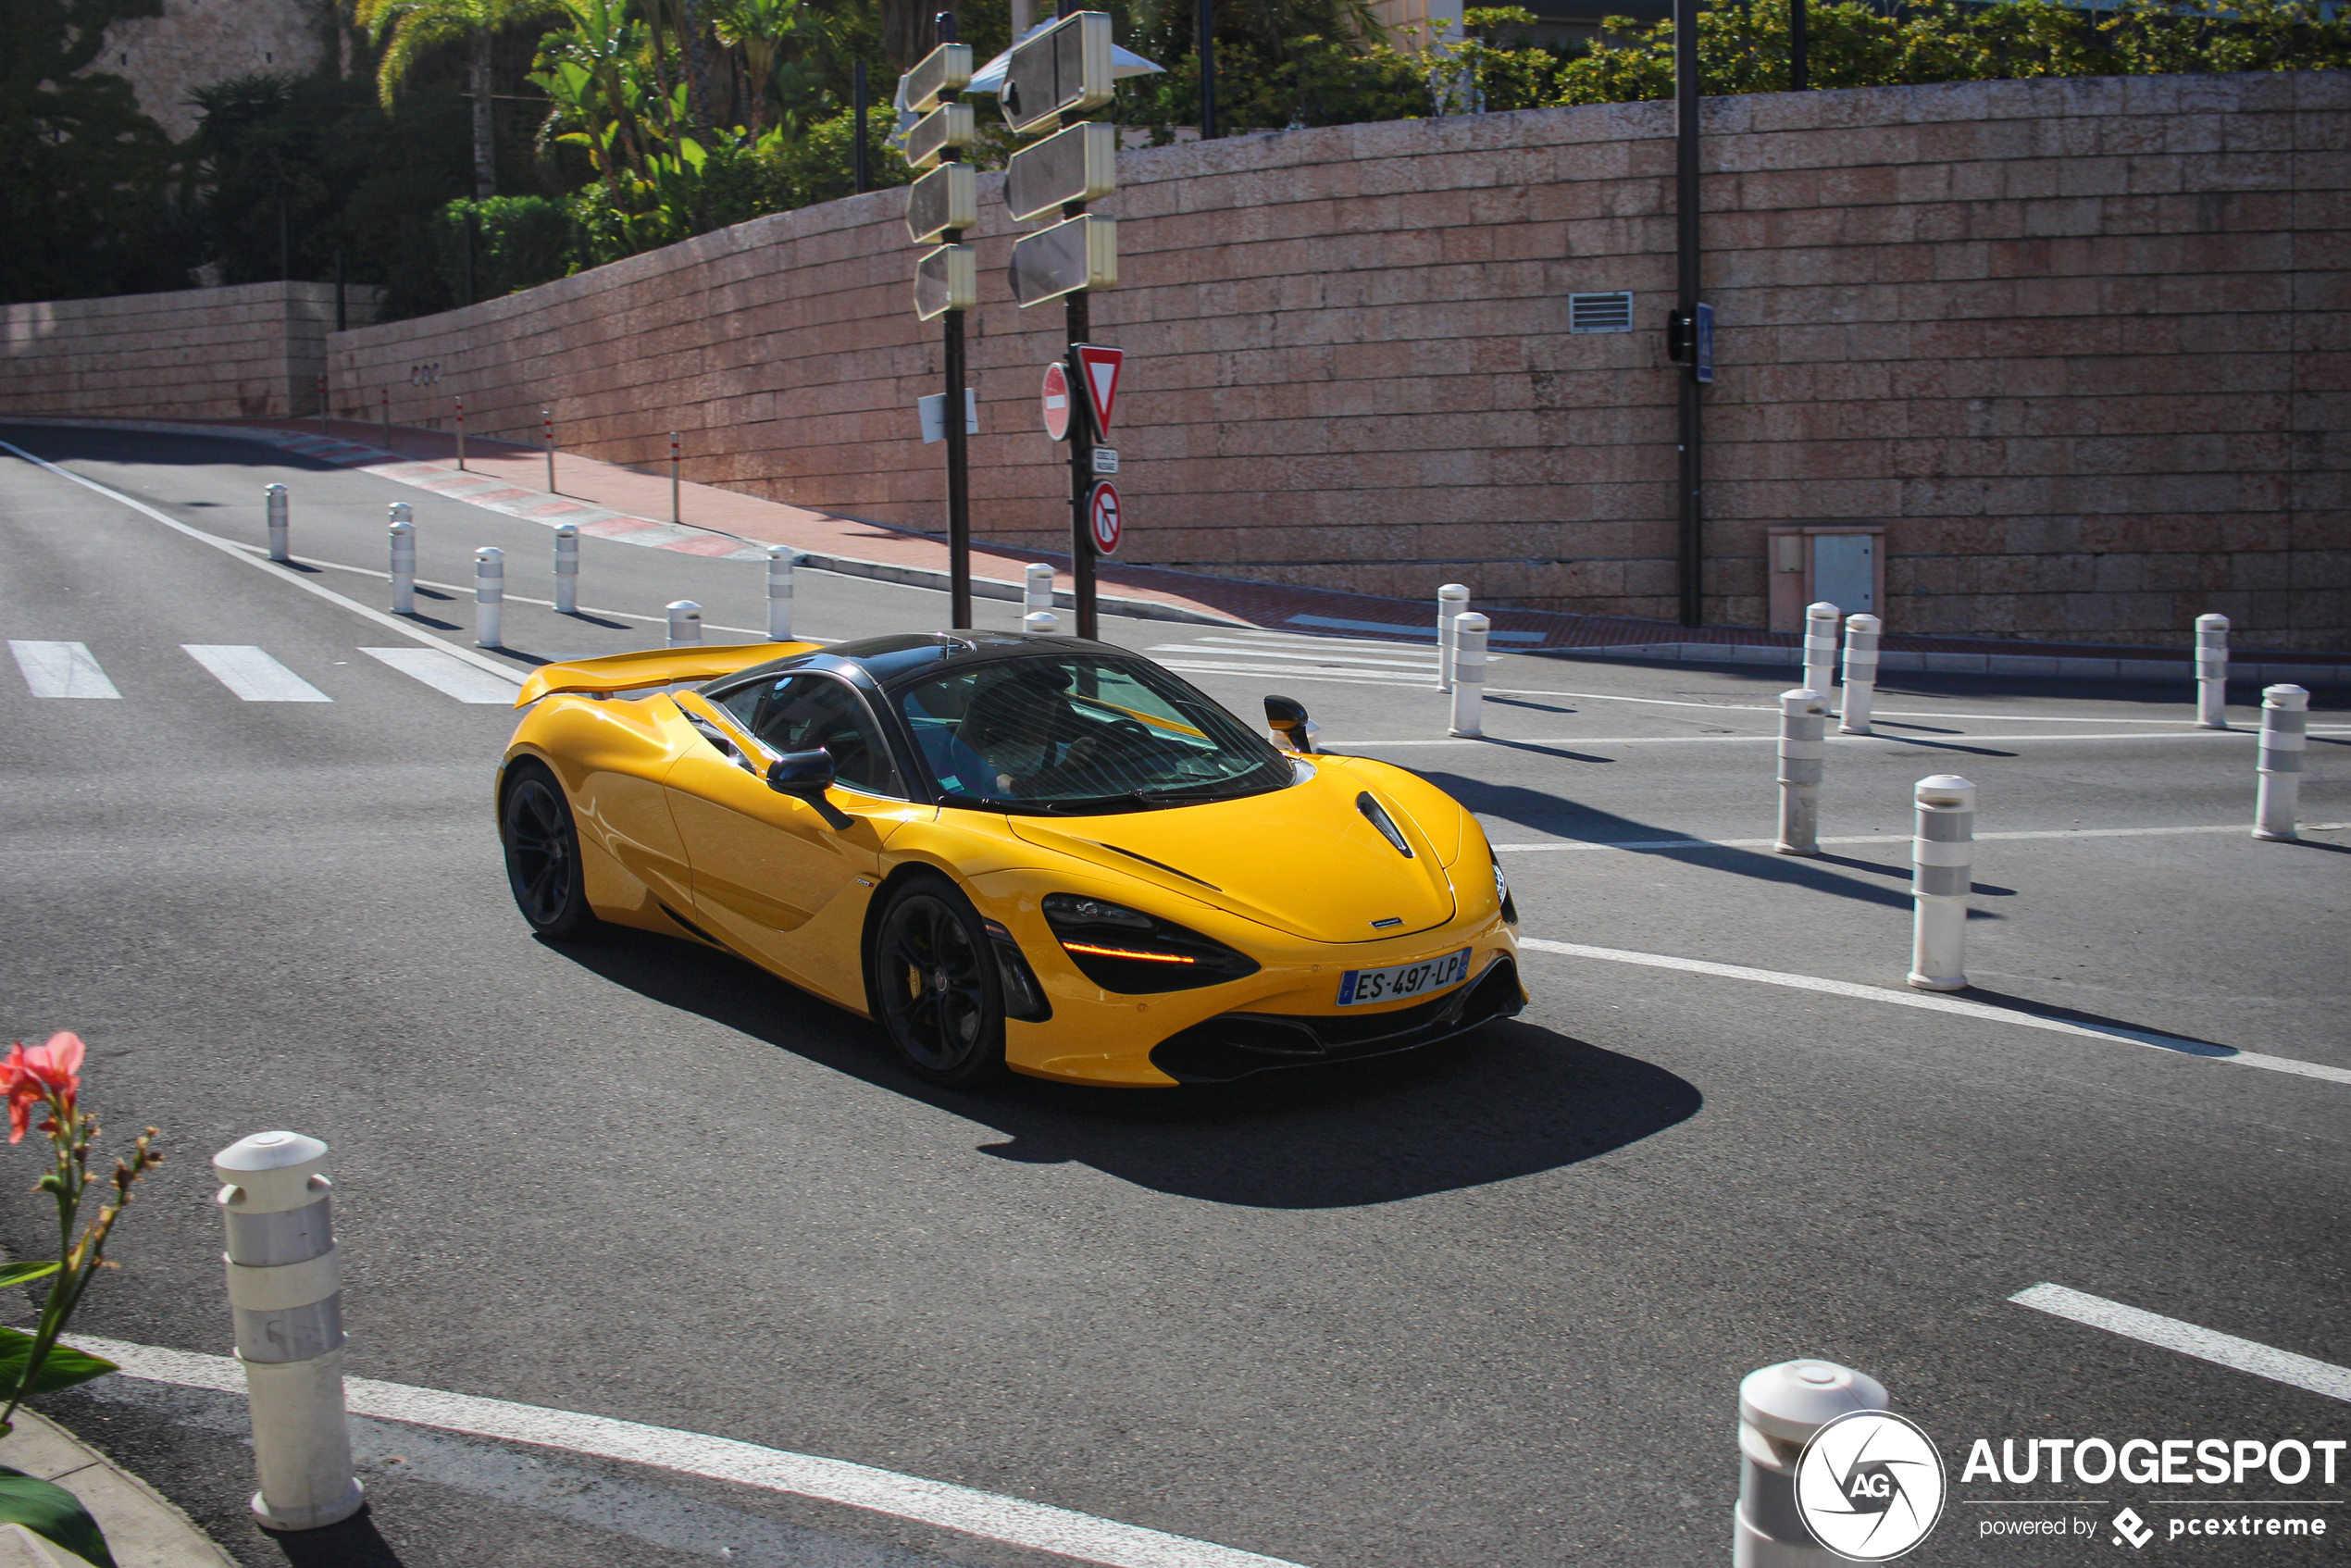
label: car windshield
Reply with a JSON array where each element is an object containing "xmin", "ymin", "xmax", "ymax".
[{"xmin": 893, "ymin": 655, "xmax": 1293, "ymax": 812}]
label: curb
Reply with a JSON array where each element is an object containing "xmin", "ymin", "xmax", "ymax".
[{"xmin": 0, "ymin": 1408, "xmax": 237, "ymax": 1568}]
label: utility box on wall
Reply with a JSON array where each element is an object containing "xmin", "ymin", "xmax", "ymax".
[{"xmin": 1768, "ymin": 525, "xmax": 1885, "ymax": 632}]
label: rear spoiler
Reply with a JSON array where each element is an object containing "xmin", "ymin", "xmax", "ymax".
[{"xmin": 514, "ymin": 641, "xmax": 819, "ymax": 706}]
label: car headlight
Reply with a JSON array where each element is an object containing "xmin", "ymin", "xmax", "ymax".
[
  {"xmin": 1041, "ymin": 893, "xmax": 1262, "ymax": 994},
  {"xmin": 1492, "ymin": 858, "xmax": 1518, "ymax": 925}
]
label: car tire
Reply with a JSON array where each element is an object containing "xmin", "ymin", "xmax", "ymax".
[
  {"xmin": 500, "ymin": 763, "xmax": 603, "ymax": 940},
  {"xmin": 869, "ymin": 875, "xmax": 1007, "ymax": 1087}
]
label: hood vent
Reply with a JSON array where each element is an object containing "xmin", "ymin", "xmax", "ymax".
[{"xmin": 1356, "ymin": 792, "xmax": 1414, "ymax": 859}]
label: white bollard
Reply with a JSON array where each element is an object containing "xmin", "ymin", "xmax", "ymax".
[
  {"xmin": 474, "ymin": 546, "xmax": 504, "ymax": 648},
  {"xmin": 388, "ymin": 505, "xmax": 415, "ymax": 616},
  {"xmin": 379, "ymin": 387, "xmax": 392, "ymax": 449},
  {"xmin": 2253, "ymin": 683, "xmax": 2307, "ymax": 841},
  {"xmin": 553, "ymin": 524, "xmax": 579, "ymax": 616},
  {"xmin": 1909, "ymin": 774, "xmax": 1976, "ymax": 990},
  {"xmin": 454, "ymin": 395, "xmax": 466, "ymax": 471},
  {"xmin": 1802, "ymin": 601, "xmax": 1840, "ymax": 699},
  {"xmin": 1024, "ymin": 610, "xmax": 1061, "ymax": 635},
  {"xmin": 1775, "ymin": 689, "xmax": 1827, "ymax": 855},
  {"xmin": 768, "ymin": 546, "xmax": 798, "ymax": 641},
  {"xmin": 1734, "ymin": 1360, "xmax": 1888, "ymax": 1567},
  {"xmin": 542, "ymin": 408, "xmax": 557, "ymax": 494},
  {"xmin": 212, "ymin": 1131, "xmax": 364, "ymax": 1532},
  {"xmin": 1024, "ymin": 562, "xmax": 1054, "ymax": 619},
  {"xmin": 670, "ymin": 431, "xmax": 682, "ymax": 524},
  {"xmin": 1837, "ymin": 614, "xmax": 1880, "ymax": 736},
  {"xmin": 1437, "ymin": 583, "xmax": 1470, "ymax": 693},
  {"xmin": 265, "ymin": 484, "xmax": 290, "ymax": 563},
  {"xmin": 666, "ymin": 600, "xmax": 703, "ymax": 647},
  {"xmin": 1449, "ymin": 612, "xmax": 1489, "ymax": 737},
  {"xmin": 2196, "ymin": 613, "xmax": 2229, "ymax": 728}
]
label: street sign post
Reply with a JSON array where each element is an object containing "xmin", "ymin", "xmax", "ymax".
[
  {"xmin": 914, "ymin": 243, "xmax": 976, "ymax": 319},
  {"xmin": 1040, "ymin": 362, "xmax": 1073, "ymax": 442},
  {"xmin": 905, "ymin": 100, "xmax": 976, "ymax": 170},
  {"xmin": 1009, "ymin": 215, "xmax": 1116, "ymax": 307},
  {"xmin": 1000, "ymin": 11, "xmax": 1114, "ymax": 134},
  {"xmin": 904, "ymin": 161, "xmax": 977, "ymax": 244},
  {"xmin": 1005, "ymin": 121, "xmax": 1117, "ymax": 222},
  {"xmin": 903, "ymin": 11, "xmax": 978, "ymax": 628},
  {"xmin": 999, "ymin": 9, "xmax": 1131, "ymax": 639},
  {"xmin": 903, "ymin": 40, "xmax": 972, "ymax": 112},
  {"xmin": 1088, "ymin": 480, "xmax": 1122, "ymax": 554}
]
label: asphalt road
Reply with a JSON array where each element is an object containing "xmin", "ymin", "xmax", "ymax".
[{"xmin": 1, "ymin": 425, "xmax": 2345, "ymax": 1568}]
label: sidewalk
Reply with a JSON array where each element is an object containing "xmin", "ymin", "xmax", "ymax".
[
  {"xmin": 22, "ymin": 413, "xmax": 2349, "ymax": 687},
  {"xmin": 0, "ymin": 1409, "xmax": 236, "ymax": 1568}
]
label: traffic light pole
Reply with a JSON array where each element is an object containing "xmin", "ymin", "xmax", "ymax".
[{"xmin": 1065, "ymin": 279, "xmax": 1097, "ymax": 640}]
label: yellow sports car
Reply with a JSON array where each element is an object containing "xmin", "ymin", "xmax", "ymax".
[{"xmin": 497, "ymin": 630, "xmax": 1523, "ymax": 1087}]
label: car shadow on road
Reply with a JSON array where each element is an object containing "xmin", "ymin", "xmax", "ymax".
[
  {"xmin": 552, "ymin": 930, "xmax": 1703, "ymax": 1209},
  {"xmin": 1414, "ymin": 772, "xmax": 1964, "ymax": 915}
]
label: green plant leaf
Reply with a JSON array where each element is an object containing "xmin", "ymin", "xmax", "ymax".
[
  {"xmin": 0, "ymin": 1263, "xmax": 59, "ymax": 1290},
  {"xmin": 0, "ymin": 1466, "xmax": 117, "ymax": 1567},
  {"xmin": 0, "ymin": 1329, "xmax": 117, "ymax": 1401}
]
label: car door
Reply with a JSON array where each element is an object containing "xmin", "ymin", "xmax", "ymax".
[{"xmin": 663, "ymin": 674, "xmax": 914, "ymax": 997}]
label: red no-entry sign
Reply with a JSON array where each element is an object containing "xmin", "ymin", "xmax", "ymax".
[
  {"xmin": 1088, "ymin": 480, "xmax": 1122, "ymax": 555},
  {"xmin": 1040, "ymin": 362, "xmax": 1072, "ymax": 442}
]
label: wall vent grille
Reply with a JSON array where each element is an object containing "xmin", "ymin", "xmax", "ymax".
[{"xmin": 1569, "ymin": 292, "xmax": 1635, "ymax": 333}]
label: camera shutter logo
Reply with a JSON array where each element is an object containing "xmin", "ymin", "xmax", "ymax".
[{"xmin": 1795, "ymin": 1410, "xmax": 1947, "ymax": 1561}]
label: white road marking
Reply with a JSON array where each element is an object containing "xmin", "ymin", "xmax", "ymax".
[
  {"xmin": 1151, "ymin": 646, "xmax": 1447, "ymax": 674},
  {"xmin": 1285, "ymin": 612, "xmax": 1544, "ymax": 642},
  {"xmin": 181, "ymin": 644, "xmax": 331, "ymax": 702},
  {"xmin": 1197, "ymin": 633, "xmax": 1442, "ymax": 660},
  {"xmin": 362, "ymin": 646, "xmax": 529, "ymax": 703},
  {"xmin": 1165, "ymin": 638, "xmax": 1442, "ymax": 666},
  {"xmin": 1341, "ymin": 728, "xmax": 2351, "ymax": 747},
  {"xmin": 2009, "ymin": 1285, "xmax": 2351, "ymax": 1405},
  {"xmin": 1492, "ymin": 822, "xmax": 2348, "ymax": 852},
  {"xmin": 7, "ymin": 641, "xmax": 120, "ymax": 699},
  {"xmin": 1156, "ymin": 661, "xmax": 1434, "ymax": 691},
  {"xmin": 65, "ymin": 1335, "xmax": 1311, "ymax": 1568},
  {"xmin": 0, "ymin": 441, "xmax": 524, "ymax": 687},
  {"xmin": 1515, "ymin": 938, "xmax": 2351, "ymax": 1086}
]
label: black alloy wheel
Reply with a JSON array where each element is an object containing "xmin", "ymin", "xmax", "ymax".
[
  {"xmin": 501, "ymin": 765, "xmax": 600, "ymax": 940},
  {"xmin": 870, "ymin": 877, "xmax": 1006, "ymax": 1086}
]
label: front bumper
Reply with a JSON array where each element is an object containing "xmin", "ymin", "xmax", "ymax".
[
  {"xmin": 1148, "ymin": 954, "xmax": 1525, "ymax": 1083},
  {"xmin": 972, "ymin": 866, "xmax": 1520, "ymax": 1086}
]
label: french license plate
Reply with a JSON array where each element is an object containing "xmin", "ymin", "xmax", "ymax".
[{"xmin": 1337, "ymin": 948, "xmax": 1473, "ymax": 1007}]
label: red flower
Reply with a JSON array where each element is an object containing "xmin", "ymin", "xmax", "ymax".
[{"xmin": 0, "ymin": 1032, "xmax": 83, "ymax": 1144}]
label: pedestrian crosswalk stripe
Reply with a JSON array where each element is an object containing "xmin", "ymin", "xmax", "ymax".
[
  {"xmin": 360, "ymin": 646, "xmax": 519, "ymax": 704},
  {"xmin": 8, "ymin": 641, "xmax": 121, "ymax": 699},
  {"xmin": 181, "ymin": 645, "xmax": 331, "ymax": 702}
]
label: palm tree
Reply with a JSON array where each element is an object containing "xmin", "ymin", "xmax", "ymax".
[{"xmin": 359, "ymin": 0, "xmax": 569, "ymax": 196}]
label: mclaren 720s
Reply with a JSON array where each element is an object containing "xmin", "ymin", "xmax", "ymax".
[{"xmin": 496, "ymin": 629, "xmax": 1523, "ymax": 1087}]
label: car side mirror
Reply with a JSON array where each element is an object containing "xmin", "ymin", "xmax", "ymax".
[
  {"xmin": 766, "ymin": 748, "xmax": 852, "ymax": 828},
  {"xmin": 1263, "ymin": 695, "xmax": 1313, "ymax": 755}
]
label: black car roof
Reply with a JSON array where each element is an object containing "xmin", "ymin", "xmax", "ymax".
[{"xmin": 715, "ymin": 630, "xmax": 1116, "ymax": 695}]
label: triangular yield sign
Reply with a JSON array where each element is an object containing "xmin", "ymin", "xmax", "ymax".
[{"xmin": 1076, "ymin": 345, "xmax": 1123, "ymax": 435}]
